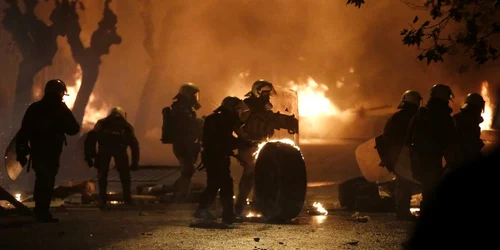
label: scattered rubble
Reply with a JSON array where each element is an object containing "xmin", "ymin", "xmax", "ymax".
[
  {"xmin": 351, "ymin": 212, "xmax": 370, "ymax": 223},
  {"xmin": 254, "ymin": 237, "xmax": 260, "ymax": 242}
]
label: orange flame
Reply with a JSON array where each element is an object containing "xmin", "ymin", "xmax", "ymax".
[
  {"xmin": 480, "ymin": 81, "xmax": 493, "ymax": 131},
  {"xmin": 253, "ymin": 138, "xmax": 301, "ymax": 160},
  {"xmin": 288, "ymin": 77, "xmax": 340, "ymax": 117},
  {"xmin": 64, "ymin": 65, "xmax": 111, "ymax": 131},
  {"xmin": 313, "ymin": 202, "xmax": 328, "ymax": 215}
]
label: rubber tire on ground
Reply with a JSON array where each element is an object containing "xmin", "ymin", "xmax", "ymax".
[{"xmin": 253, "ymin": 141, "xmax": 307, "ymax": 222}]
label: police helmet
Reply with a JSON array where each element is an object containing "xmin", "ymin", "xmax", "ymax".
[
  {"xmin": 245, "ymin": 79, "xmax": 277, "ymax": 98},
  {"xmin": 109, "ymin": 106, "xmax": 127, "ymax": 120},
  {"xmin": 462, "ymin": 93, "xmax": 485, "ymax": 111},
  {"xmin": 220, "ymin": 96, "xmax": 250, "ymax": 122},
  {"xmin": 430, "ymin": 84, "xmax": 454, "ymax": 102},
  {"xmin": 397, "ymin": 90, "xmax": 422, "ymax": 109},
  {"xmin": 178, "ymin": 82, "xmax": 200, "ymax": 101},
  {"xmin": 44, "ymin": 79, "xmax": 67, "ymax": 97}
]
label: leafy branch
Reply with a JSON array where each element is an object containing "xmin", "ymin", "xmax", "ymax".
[{"xmin": 346, "ymin": 0, "xmax": 500, "ymax": 69}]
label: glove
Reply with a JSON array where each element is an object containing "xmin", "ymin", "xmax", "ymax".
[
  {"xmin": 85, "ymin": 158, "xmax": 95, "ymax": 168},
  {"xmin": 17, "ymin": 155, "xmax": 28, "ymax": 167},
  {"xmin": 130, "ymin": 163, "xmax": 139, "ymax": 171},
  {"xmin": 246, "ymin": 140, "xmax": 259, "ymax": 148}
]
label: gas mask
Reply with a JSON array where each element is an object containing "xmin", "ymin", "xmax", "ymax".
[{"xmin": 259, "ymin": 91, "xmax": 273, "ymax": 111}]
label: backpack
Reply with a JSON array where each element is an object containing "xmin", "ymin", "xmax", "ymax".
[{"xmin": 161, "ymin": 107, "xmax": 175, "ymax": 144}]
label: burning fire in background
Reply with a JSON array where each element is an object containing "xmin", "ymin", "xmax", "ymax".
[
  {"xmin": 480, "ymin": 81, "xmax": 494, "ymax": 131},
  {"xmin": 288, "ymin": 77, "xmax": 340, "ymax": 117},
  {"xmin": 63, "ymin": 65, "xmax": 111, "ymax": 131}
]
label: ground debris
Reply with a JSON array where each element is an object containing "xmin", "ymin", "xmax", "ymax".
[
  {"xmin": 138, "ymin": 211, "xmax": 148, "ymax": 216},
  {"xmin": 346, "ymin": 240, "xmax": 359, "ymax": 246},
  {"xmin": 141, "ymin": 232, "xmax": 153, "ymax": 236},
  {"xmin": 254, "ymin": 237, "xmax": 260, "ymax": 242},
  {"xmin": 279, "ymin": 241, "xmax": 284, "ymax": 245},
  {"xmin": 351, "ymin": 212, "xmax": 370, "ymax": 223}
]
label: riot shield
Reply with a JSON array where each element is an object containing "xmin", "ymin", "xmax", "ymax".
[
  {"xmin": 269, "ymin": 86, "xmax": 299, "ymax": 143},
  {"xmin": 355, "ymin": 137, "xmax": 396, "ymax": 184},
  {"xmin": 4, "ymin": 133, "xmax": 27, "ymax": 181},
  {"xmin": 394, "ymin": 145, "xmax": 420, "ymax": 184},
  {"xmin": 253, "ymin": 85, "xmax": 306, "ymax": 221}
]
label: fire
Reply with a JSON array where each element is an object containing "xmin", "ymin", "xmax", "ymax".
[
  {"xmin": 63, "ymin": 65, "xmax": 82, "ymax": 110},
  {"xmin": 313, "ymin": 202, "xmax": 328, "ymax": 215},
  {"xmin": 480, "ymin": 81, "xmax": 494, "ymax": 131},
  {"xmin": 246, "ymin": 211, "xmax": 262, "ymax": 218},
  {"xmin": 252, "ymin": 138, "xmax": 300, "ymax": 160},
  {"xmin": 410, "ymin": 208, "xmax": 420, "ymax": 216},
  {"xmin": 288, "ymin": 77, "xmax": 340, "ymax": 117},
  {"xmin": 64, "ymin": 64, "xmax": 111, "ymax": 131},
  {"xmin": 83, "ymin": 94, "xmax": 111, "ymax": 130}
]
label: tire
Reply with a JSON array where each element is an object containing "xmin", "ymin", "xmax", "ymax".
[{"xmin": 254, "ymin": 141, "xmax": 307, "ymax": 222}]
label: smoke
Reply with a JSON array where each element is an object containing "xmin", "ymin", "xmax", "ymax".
[{"xmin": 1, "ymin": 0, "xmax": 499, "ymax": 166}]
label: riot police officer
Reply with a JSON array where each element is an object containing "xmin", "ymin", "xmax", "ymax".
[
  {"xmin": 235, "ymin": 79, "xmax": 299, "ymax": 216},
  {"xmin": 169, "ymin": 83, "xmax": 204, "ymax": 199},
  {"xmin": 405, "ymin": 84, "xmax": 457, "ymax": 210},
  {"xmin": 378, "ymin": 90, "xmax": 422, "ymax": 220},
  {"xmin": 194, "ymin": 96, "xmax": 252, "ymax": 224},
  {"xmin": 85, "ymin": 106, "xmax": 140, "ymax": 208},
  {"xmin": 451, "ymin": 93, "xmax": 485, "ymax": 170},
  {"xmin": 16, "ymin": 79, "xmax": 80, "ymax": 222}
]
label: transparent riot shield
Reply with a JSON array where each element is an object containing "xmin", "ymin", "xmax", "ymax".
[
  {"xmin": 268, "ymin": 85, "xmax": 300, "ymax": 144},
  {"xmin": 4, "ymin": 133, "xmax": 26, "ymax": 180}
]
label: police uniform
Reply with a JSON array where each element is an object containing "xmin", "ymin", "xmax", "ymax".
[
  {"xmin": 16, "ymin": 79, "xmax": 80, "ymax": 222},
  {"xmin": 85, "ymin": 108, "xmax": 139, "ymax": 207},
  {"xmin": 451, "ymin": 94, "xmax": 485, "ymax": 170},
  {"xmin": 406, "ymin": 92, "xmax": 457, "ymax": 210},
  {"xmin": 170, "ymin": 94, "xmax": 203, "ymax": 198},
  {"xmin": 381, "ymin": 101, "xmax": 419, "ymax": 220},
  {"xmin": 195, "ymin": 96, "xmax": 251, "ymax": 224}
]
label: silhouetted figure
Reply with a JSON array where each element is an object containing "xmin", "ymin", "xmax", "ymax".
[
  {"xmin": 85, "ymin": 107, "xmax": 140, "ymax": 208},
  {"xmin": 194, "ymin": 97, "xmax": 252, "ymax": 224},
  {"xmin": 406, "ymin": 147, "xmax": 498, "ymax": 249},
  {"xmin": 405, "ymin": 84, "xmax": 457, "ymax": 210},
  {"xmin": 167, "ymin": 83, "xmax": 204, "ymax": 200},
  {"xmin": 451, "ymin": 93, "xmax": 485, "ymax": 170},
  {"xmin": 16, "ymin": 79, "xmax": 80, "ymax": 222},
  {"xmin": 379, "ymin": 90, "xmax": 422, "ymax": 220},
  {"xmin": 407, "ymin": 90, "xmax": 500, "ymax": 250},
  {"xmin": 235, "ymin": 80, "xmax": 276, "ymax": 215}
]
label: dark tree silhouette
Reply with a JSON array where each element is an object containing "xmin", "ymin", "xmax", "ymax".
[
  {"xmin": 64, "ymin": 0, "xmax": 122, "ymax": 126},
  {"xmin": 2, "ymin": 0, "xmax": 67, "ymax": 126},
  {"xmin": 347, "ymin": 0, "xmax": 500, "ymax": 70},
  {"xmin": 2, "ymin": 0, "xmax": 121, "ymax": 129},
  {"xmin": 134, "ymin": 0, "xmax": 183, "ymax": 137}
]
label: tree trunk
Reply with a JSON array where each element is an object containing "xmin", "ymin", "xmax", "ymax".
[
  {"xmin": 71, "ymin": 55, "xmax": 101, "ymax": 127},
  {"xmin": 135, "ymin": 2, "xmax": 184, "ymax": 137}
]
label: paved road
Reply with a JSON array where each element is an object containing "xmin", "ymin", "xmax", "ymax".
[{"xmin": 0, "ymin": 202, "xmax": 413, "ymax": 250}]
